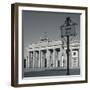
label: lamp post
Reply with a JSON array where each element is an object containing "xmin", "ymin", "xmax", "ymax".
[{"xmin": 60, "ymin": 17, "xmax": 77, "ymax": 75}]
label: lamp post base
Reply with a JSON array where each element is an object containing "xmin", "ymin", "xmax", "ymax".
[{"xmin": 67, "ymin": 71, "xmax": 70, "ymax": 75}]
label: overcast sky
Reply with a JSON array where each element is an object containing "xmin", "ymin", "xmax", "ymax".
[{"xmin": 22, "ymin": 10, "xmax": 80, "ymax": 58}]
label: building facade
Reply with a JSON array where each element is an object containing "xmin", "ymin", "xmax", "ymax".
[{"xmin": 25, "ymin": 39, "xmax": 80, "ymax": 71}]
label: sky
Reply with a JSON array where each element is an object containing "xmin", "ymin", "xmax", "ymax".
[{"xmin": 22, "ymin": 10, "xmax": 80, "ymax": 58}]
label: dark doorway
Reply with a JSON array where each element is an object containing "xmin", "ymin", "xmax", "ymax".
[
  {"xmin": 24, "ymin": 59, "xmax": 26, "ymax": 68},
  {"xmin": 44, "ymin": 58, "xmax": 47, "ymax": 68}
]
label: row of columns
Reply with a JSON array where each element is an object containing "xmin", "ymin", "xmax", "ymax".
[
  {"xmin": 28, "ymin": 48, "xmax": 66, "ymax": 69},
  {"xmin": 25, "ymin": 48, "xmax": 80, "ymax": 69}
]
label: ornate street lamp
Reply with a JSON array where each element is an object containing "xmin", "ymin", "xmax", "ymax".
[{"xmin": 60, "ymin": 17, "xmax": 77, "ymax": 75}]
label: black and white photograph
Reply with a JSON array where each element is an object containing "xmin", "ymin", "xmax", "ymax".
[
  {"xmin": 11, "ymin": 3, "xmax": 88, "ymax": 87},
  {"xmin": 23, "ymin": 11, "xmax": 80, "ymax": 77}
]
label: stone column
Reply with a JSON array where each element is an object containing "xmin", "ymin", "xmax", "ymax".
[
  {"xmin": 46, "ymin": 49, "xmax": 50, "ymax": 68},
  {"xmin": 61, "ymin": 54, "xmax": 64, "ymax": 68},
  {"xmin": 26, "ymin": 55, "xmax": 29, "ymax": 69},
  {"xmin": 35, "ymin": 51, "xmax": 39, "ymax": 68},
  {"xmin": 60, "ymin": 47, "xmax": 64, "ymax": 68},
  {"xmin": 27, "ymin": 51, "xmax": 30, "ymax": 68},
  {"xmin": 70, "ymin": 49, "xmax": 73, "ymax": 69},
  {"xmin": 35, "ymin": 51, "xmax": 38, "ymax": 68},
  {"xmin": 26, "ymin": 51, "xmax": 30, "ymax": 69},
  {"xmin": 38, "ymin": 50, "xmax": 41, "ymax": 68},
  {"xmin": 55, "ymin": 50, "xmax": 58, "ymax": 67},
  {"xmin": 33, "ymin": 51, "xmax": 35, "ymax": 68},
  {"xmin": 58, "ymin": 50, "xmax": 61, "ymax": 68},
  {"xmin": 40, "ymin": 50, "xmax": 43, "ymax": 68},
  {"xmin": 78, "ymin": 49, "xmax": 80, "ymax": 68},
  {"xmin": 53, "ymin": 49, "xmax": 56, "ymax": 68},
  {"xmin": 31, "ymin": 52, "xmax": 33, "ymax": 68},
  {"xmin": 29, "ymin": 51, "xmax": 31, "ymax": 68},
  {"xmin": 76, "ymin": 49, "xmax": 79, "ymax": 68},
  {"xmin": 63, "ymin": 48, "xmax": 67, "ymax": 69}
]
